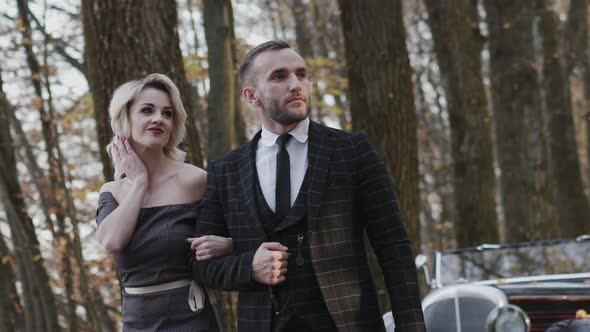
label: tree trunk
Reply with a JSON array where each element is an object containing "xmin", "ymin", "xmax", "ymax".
[
  {"xmin": 484, "ymin": 0, "xmax": 558, "ymax": 242},
  {"xmin": 537, "ymin": 0, "xmax": 590, "ymax": 236},
  {"xmin": 425, "ymin": 0, "xmax": 499, "ymax": 247},
  {"xmin": 564, "ymin": 0, "xmax": 589, "ymax": 75},
  {"xmin": 16, "ymin": 0, "xmax": 79, "ymax": 329},
  {"xmin": 203, "ymin": 0, "xmax": 237, "ymax": 162},
  {"xmin": 289, "ymin": 0, "xmax": 315, "ymax": 58},
  {"xmin": 0, "ymin": 226, "xmax": 24, "ymax": 332},
  {"xmin": 186, "ymin": 0, "xmax": 209, "ymax": 152},
  {"xmin": 8, "ymin": 108, "xmax": 56, "ymax": 236},
  {"xmin": 564, "ymin": 0, "xmax": 590, "ymax": 206},
  {"xmin": 415, "ymin": 56, "xmax": 456, "ymax": 251},
  {"xmin": 310, "ymin": 0, "xmax": 330, "ymax": 59},
  {"xmin": 339, "ymin": 0, "xmax": 422, "ymax": 312},
  {"xmin": 228, "ymin": 4, "xmax": 248, "ymax": 147},
  {"xmin": 201, "ymin": 1, "xmax": 240, "ymax": 329},
  {"xmin": 20, "ymin": 1, "xmax": 112, "ymax": 329},
  {"xmin": 82, "ymin": 0, "xmax": 204, "ymax": 172},
  {"xmin": 339, "ymin": 0, "xmax": 420, "ymax": 254},
  {"xmin": 310, "ymin": 0, "xmax": 349, "ymax": 129},
  {"xmin": 0, "ymin": 66, "xmax": 60, "ymax": 332},
  {"xmin": 289, "ymin": 0, "xmax": 325, "ymax": 121}
]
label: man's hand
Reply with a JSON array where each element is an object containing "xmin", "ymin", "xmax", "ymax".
[{"xmin": 252, "ymin": 242, "xmax": 289, "ymax": 285}]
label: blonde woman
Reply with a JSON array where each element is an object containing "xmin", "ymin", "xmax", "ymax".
[{"xmin": 96, "ymin": 73, "xmax": 230, "ymax": 331}]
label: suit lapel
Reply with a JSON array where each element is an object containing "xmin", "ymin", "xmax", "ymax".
[
  {"xmin": 237, "ymin": 131, "xmax": 262, "ymax": 225},
  {"xmin": 307, "ymin": 121, "xmax": 334, "ymax": 225}
]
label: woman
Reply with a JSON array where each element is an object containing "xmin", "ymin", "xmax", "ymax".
[{"xmin": 96, "ymin": 73, "xmax": 231, "ymax": 331}]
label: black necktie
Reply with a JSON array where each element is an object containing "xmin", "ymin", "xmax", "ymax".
[{"xmin": 276, "ymin": 134, "xmax": 292, "ymax": 219}]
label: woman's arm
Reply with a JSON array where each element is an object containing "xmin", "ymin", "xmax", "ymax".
[{"xmin": 95, "ymin": 137, "xmax": 148, "ymax": 253}]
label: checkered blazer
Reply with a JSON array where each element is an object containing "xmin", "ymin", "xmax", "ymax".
[{"xmin": 192, "ymin": 121, "xmax": 425, "ymax": 332}]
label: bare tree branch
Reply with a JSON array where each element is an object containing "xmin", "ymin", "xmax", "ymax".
[{"xmin": 28, "ymin": 9, "xmax": 88, "ymax": 78}]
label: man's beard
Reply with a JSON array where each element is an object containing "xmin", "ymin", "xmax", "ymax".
[{"xmin": 261, "ymin": 96, "xmax": 310, "ymax": 126}]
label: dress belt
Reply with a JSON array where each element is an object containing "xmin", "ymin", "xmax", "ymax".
[{"xmin": 124, "ymin": 279, "xmax": 205, "ymax": 313}]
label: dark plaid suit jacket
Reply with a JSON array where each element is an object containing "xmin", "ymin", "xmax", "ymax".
[{"xmin": 192, "ymin": 121, "xmax": 426, "ymax": 332}]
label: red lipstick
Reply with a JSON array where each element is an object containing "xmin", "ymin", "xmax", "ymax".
[{"xmin": 147, "ymin": 127, "xmax": 163, "ymax": 134}]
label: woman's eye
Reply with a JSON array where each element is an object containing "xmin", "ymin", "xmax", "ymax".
[
  {"xmin": 140, "ymin": 107, "xmax": 152, "ymax": 114},
  {"xmin": 162, "ymin": 110, "xmax": 173, "ymax": 119}
]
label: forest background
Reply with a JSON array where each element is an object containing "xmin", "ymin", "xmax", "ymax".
[{"xmin": 1, "ymin": 0, "xmax": 589, "ymax": 331}]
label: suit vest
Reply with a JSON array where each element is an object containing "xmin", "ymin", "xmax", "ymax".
[{"xmin": 253, "ymin": 169, "xmax": 336, "ymax": 331}]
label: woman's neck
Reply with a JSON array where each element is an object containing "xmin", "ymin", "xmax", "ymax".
[{"xmin": 131, "ymin": 142, "xmax": 170, "ymax": 181}]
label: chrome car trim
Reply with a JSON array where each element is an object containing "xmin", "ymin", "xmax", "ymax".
[
  {"xmin": 434, "ymin": 251, "xmax": 442, "ymax": 289},
  {"xmin": 439, "ymin": 235, "xmax": 590, "ymax": 255},
  {"xmin": 476, "ymin": 244, "xmax": 502, "ymax": 251},
  {"xmin": 509, "ymin": 295, "xmax": 590, "ymax": 301},
  {"xmin": 422, "ymin": 284, "xmax": 508, "ymax": 309},
  {"xmin": 454, "ymin": 295, "xmax": 462, "ymax": 332},
  {"xmin": 471, "ymin": 272, "xmax": 590, "ymax": 286}
]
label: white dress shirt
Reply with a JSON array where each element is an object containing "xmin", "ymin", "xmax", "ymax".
[{"xmin": 256, "ymin": 117, "xmax": 309, "ymax": 212}]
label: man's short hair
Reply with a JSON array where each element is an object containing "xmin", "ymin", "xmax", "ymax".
[{"xmin": 239, "ymin": 40, "xmax": 293, "ymax": 88}]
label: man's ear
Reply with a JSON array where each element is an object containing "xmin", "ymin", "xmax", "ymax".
[{"xmin": 243, "ymin": 87, "xmax": 259, "ymax": 106}]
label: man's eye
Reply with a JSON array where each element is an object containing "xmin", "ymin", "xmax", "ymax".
[
  {"xmin": 272, "ymin": 73, "xmax": 286, "ymax": 80},
  {"xmin": 163, "ymin": 110, "xmax": 173, "ymax": 119},
  {"xmin": 297, "ymin": 72, "xmax": 307, "ymax": 79}
]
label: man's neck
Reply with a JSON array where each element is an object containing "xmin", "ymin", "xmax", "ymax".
[{"xmin": 262, "ymin": 121, "xmax": 299, "ymax": 135}]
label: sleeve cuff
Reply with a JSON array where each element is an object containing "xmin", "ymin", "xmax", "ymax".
[{"xmin": 237, "ymin": 251, "xmax": 256, "ymax": 289}]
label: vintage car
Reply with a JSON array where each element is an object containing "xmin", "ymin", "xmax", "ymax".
[{"xmin": 384, "ymin": 235, "xmax": 590, "ymax": 332}]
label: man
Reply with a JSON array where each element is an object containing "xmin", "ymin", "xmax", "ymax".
[{"xmin": 191, "ymin": 40, "xmax": 425, "ymax": 331}]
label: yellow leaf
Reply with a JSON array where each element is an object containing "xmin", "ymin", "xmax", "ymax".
[
  {"xmin": 31, "ymin": 72, "xmax": 42, "ymax": 82},
  {"xmin": 16, "ymin": 19, "xmax": 25, "ymax": 32},
  {"xmin": 31, "ymin": 96, "xmax": 43, "ymax": 110}
]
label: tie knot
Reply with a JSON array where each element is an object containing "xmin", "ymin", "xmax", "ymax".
[{"xmin": 276, "ymin": 134, "xmax": 292, "ymax": 149}]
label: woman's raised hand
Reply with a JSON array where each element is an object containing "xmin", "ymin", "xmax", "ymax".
[{"xmin": 112, "ymin": 136, "xmax": 148, "ymax": 185}]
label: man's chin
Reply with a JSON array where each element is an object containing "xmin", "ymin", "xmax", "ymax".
[{"xmin": 276, "ymin": 113, "xmax": 308, "ymax": 127}]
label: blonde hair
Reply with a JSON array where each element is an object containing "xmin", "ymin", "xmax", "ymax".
[{"xmin": 106, "ymin": 73, "xmax": 187, "ymax": 180}]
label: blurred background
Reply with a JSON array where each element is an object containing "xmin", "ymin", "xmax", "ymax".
[{"xmin": 1, "ymin": 0, "xmax": 589, "ymax": 330}]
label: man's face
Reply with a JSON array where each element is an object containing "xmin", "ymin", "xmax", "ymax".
[{"xmin": 248, "ymin": 48, "xmax": 311, "ymax": 128}]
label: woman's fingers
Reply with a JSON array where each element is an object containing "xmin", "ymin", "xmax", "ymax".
[
  {"xmin": 197, "ymin": 254, "xmax": 212, "ymax": 261},
  {"xmin": 187, "ymin": 236, "xmax": 206, "ymax": 250},
  {"xmin": 195, "ymin": 250, "xmax": 211, "ymax": 261},
  {"xmin": 120, "ymin": 136, "xmax": 130, "ymax": 154},
  {"xmin": 123, "ymin": 137, "xmax": 136, "ymax": 157},
  {"xmin": 112, "ymin": 140, "xmax": 122, "ymax": 161}
]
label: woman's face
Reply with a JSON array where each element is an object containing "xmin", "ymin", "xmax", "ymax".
[{"xmin": 128, "ymin": 87, "xmax": 174, "ymax": 149}]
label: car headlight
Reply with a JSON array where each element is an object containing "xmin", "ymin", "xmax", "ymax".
[{"xmin": 486, "ymin": 304, "xmax": 530, "ymax": 332}]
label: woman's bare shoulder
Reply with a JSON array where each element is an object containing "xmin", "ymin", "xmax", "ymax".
[
  {"xmin": 174, "ymin": 162, "xmax": 207, "ymax": 186},
  {"xmin": 169, "ymin": 162, "xmax": 207, "ymax": 200}
]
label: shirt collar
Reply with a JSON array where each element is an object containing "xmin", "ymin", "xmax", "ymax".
[{"xmin": 260, "ymin": 117, "xmax": 310, "ymax": 147}]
